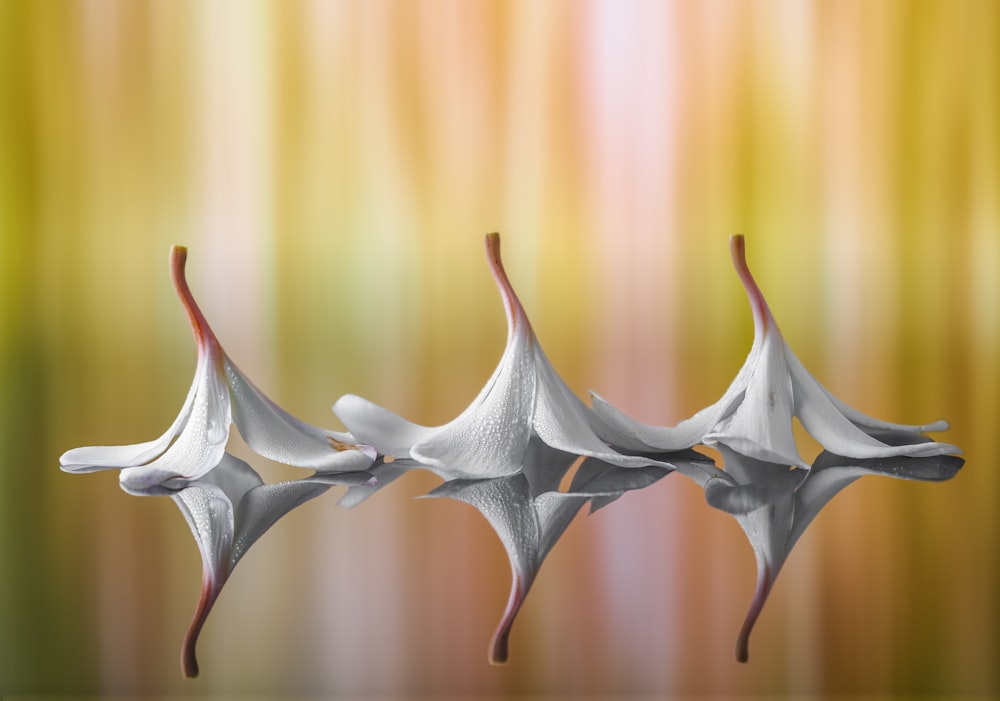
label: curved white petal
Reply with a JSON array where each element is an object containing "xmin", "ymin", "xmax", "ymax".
[
  {"xmin": 59, "ymin": 356, "xmax": 205, "ymax": 473},
  {"xmin": 821, "ymin": 384, "xmax": 950, "ymax": 434},
  {"xmin": 332, "ymin": 393, "xmax": 439, "ymax": 458},
  {"xmin": 64, "ymin": 246, "xmax": 236, "ymax": 487},
  {"xmin": 405, "ymin": 234, "xmax": 539, "ymax": 481},
  {"xmin": 705, "ymin": 329, "xmax": 802, "ymax": 466},
  {"xmin": 226, "ymin": 359, "xmax": 376, "ymax": 472},
  {"xmin": 583, "ymin": 241, "xmax": 763, "ymax": 456},
  {"xmin": 118, "ymin": 352, "xmax": 231, "ymax": 491},
  {"xmin": 338, "ymin": 234, "xmax": 662, "ymax": 483},
  {"xmin": 410, "ymin": 336, "xmax": 535, "ymax": 480},
  {"xmin": 589, "ymin": 387, "xmax": 742, "ymax": 453},
  {"xmin": 786, "ymin": 350, "xmax": 961, "ymax": 459},
  {"xmin": 532, "ymin": 348, "xmax": 669, "ymax": 469}
]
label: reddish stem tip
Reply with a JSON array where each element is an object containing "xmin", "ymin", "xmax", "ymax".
[
  {"xmin": 182, "ymin": 653, "xmax": 199, "ymax": 679},
  {"xmin": 483, "ymin": 232, "xmax": 529, "ymax": 336},
  {"xmin": 181, "ymin": 621, "xmax": 201, "ymax": 678},
  {"xmin": 488, "ymin": 595, "xmax": 518, "ymax": 666},
  {"xmin": 735, "ymin": 564, "xmax": 773, "ymax": 664},
  {"xmin": 180, "ymin": 575, "xmax": 223, "ymax": 679},
  {"xmin": 171, "ymin": 244, "xmax": 188, "ymax": 265},
  {"xmin": 488, "ymin": 565, "xmax": 530, "ymax": 665},
  {"xmin": 728, "ymin": 234, "xmax": 771, "ymax": 334},
  {"xmin": 169, "ymin": 244, "xmax": 215, "ymax": 349},
  {"xmin": 489, "ymin": 631, "xmax": 511, "ymax": 666}
]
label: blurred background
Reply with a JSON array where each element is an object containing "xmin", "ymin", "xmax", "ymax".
[{"xmin": 1, "ymin": 0, "xmax": 997, "ymax": 697}]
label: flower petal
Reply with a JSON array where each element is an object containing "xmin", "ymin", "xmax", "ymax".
[
  {"xmin": 409, "ymin": 343, "xmax": 535, "ymax": 480},
  {"xmin": 408, "ymin": 235, "xmax": 538, "ymax": 480},
  {"xmin": 705, "ymin": 329, "xmax": 802, "ymax": 466},
  {"xmin": 59, "ymin": 357, "xmax": 205, "ymax": 473},
  {"xmin": 65, "ymin": 246, "xmax": 234, "ymax": 487},
  {"xmin": 226, "ymin": 359, "xmax": 376, "ymax": 472},
  {"xmin": 332, "ymin": 393, "xmax": 439, "ymax": 459},
  {"xmin": 588, "ymin": 386, "xmax": 745, "ymax": 453},
  {"xmin": 118, "ymin": 353, "xmax": 231, "ymax": 491},
  {"xmin": 786, "ymin": 350, "xmax": 961, "ymax": 459},
  {"xmin": 821, "ymin": 384, "xmax": 950, "ymax": 435},
  {"xmin": 532, "ymin": 348, "xmax": 670, "ymax": 470}
]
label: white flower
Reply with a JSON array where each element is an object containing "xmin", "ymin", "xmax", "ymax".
[
  {"xmin": 333, "ymin": 233, "xmax": 686, "ymax": 663},
  {"xmin": 691, "ymin": 445, "xmax": 963, "ymax": 662},
  {"xmin": 333, "ymin": 233, "xmax": 665, "ymax": 491},
  {"xmin": 60, "ymin": 246, "xmax": 376, "ymax": 490},
  {"xmin": 590, "ymin": 235, "xmax": 960, "ymax": 466},
  {"xmin": 60, "ymin": 245, "xmax": 377, "ymax": 677}
]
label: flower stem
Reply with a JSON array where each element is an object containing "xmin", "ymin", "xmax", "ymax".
[
  {"xmin": 735, "ymin": 562, "xmax": 772, "ymax": 663},
  {"xmin": 729, "ymin": 235, "xmax": 772, "ymax": 334},
  {"xmin": 170, "ymin": 245, "xmax": 217, "ymax": 353},
  {"xmin": 180, "ymin": 573, "xmax": 224, "ymax": 678},
  {"xmin": 489, "ymin": 565, "xmax": 531, "ymax": 665},
  {"xmin": 484, "ymin": 233, "xmax": 532, "ymax": 339}
]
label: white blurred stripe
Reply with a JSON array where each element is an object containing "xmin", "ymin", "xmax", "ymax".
[
  {"xmin": 190, "ymin": 0, "xmax": 276, "ymax": 378},
  {"xmin": 579, "ymin": 0, "xmax": 683, "ymax": 682}
]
